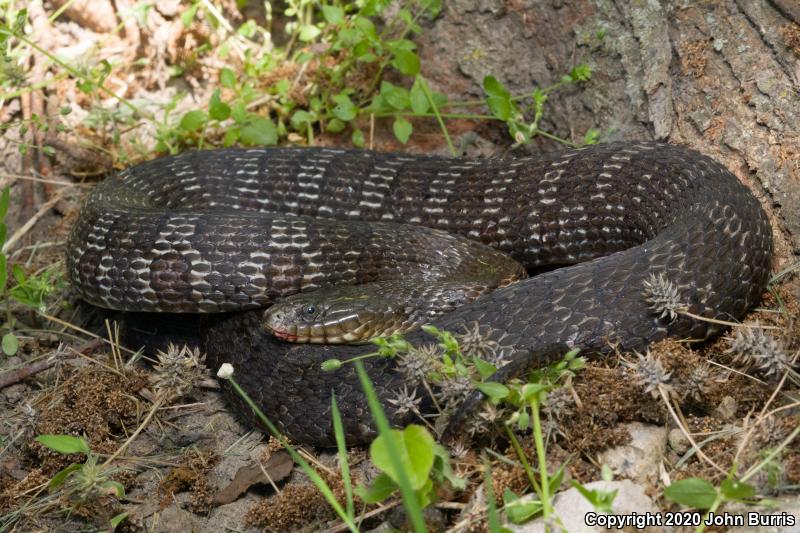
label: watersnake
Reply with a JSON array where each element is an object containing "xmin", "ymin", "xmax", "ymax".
[{"xmin": 67, "ymin": 141, "xmax": 773, "ymax": 446}]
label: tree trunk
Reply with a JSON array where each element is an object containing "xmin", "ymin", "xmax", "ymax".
[{"xmin": 418, "ymin": 0, "xmax": 800, "ymax": 263}]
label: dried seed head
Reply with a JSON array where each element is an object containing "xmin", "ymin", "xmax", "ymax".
[
  {"xmin": 387, "ymin": 385, "xmax": 423, "ymax": 416},
  {"xmin": 436, "ymin": 375, "xmax": 474, "ymax": 410},
  {"xmin": 448, "ymin": 440, "xmax": 470, "ymax": 459},
  {"xmin": 643, "ymin": 272, "xmax": 683, "ymax": 321},
  {"xmin": 682, "ymin": 362, "xmax": 716, "ymax": 401},
  {"xmin": 467, "ymin": 403, "xmax": 506, "ymax": 437},
  {"xmin": 727, "ymin": 326, "xmax": 790, "ymax": 380},
  {"xmin": 397, "ymin": 343, "xmax": 442, "ymax": 383},
  {"xmin": 627, "ymin": 351, "xmax": 672, "ymax": 398},
  {"xmin": 153, "ymin": 343, "xmax": 208, "ymax": 399},
  {"xmin": 542, "ymin": 387, "xmax": 575, "ymax": 419},
  {"xmin": 456, "ymin": 322, "xmax": 500, "ymax": 361}
]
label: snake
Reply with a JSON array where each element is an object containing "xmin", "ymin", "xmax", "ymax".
[{"xmin": 67, "ymin": 141, "xmax": 773, "ymax": 446}]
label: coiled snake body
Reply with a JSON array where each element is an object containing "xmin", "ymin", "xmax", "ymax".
[{"xmin": 67, "ymin": 142, "xmax": 773, "ymax": 445}]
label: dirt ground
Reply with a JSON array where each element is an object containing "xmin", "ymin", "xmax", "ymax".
[{"xmin": 0, "ymin": 2, "xmax": 798, "ymax": 532}]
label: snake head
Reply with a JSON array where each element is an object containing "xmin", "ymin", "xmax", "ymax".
[{"xmin": 262, "ymin": 285, "xmax": 409, "ymax": 344}]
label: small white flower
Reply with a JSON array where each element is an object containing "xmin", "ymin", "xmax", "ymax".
[{"xmin": 217, "ymin": 363, "xmax": 235, "ymax": 379}]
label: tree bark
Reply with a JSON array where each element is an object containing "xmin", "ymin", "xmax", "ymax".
[{"xmin": 418, "ymin": 0, "xmax": 800, "ymax": 260}]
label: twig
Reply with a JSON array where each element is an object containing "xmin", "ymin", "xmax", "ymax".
[
  {"xmin": 321, "ymin": 500, "xmax": 402, "ymax": 533},
  {"xmin": 36, "ymin": 311, "xmax": 139, "ymax": 356},
  {"xmin": 678, "ymin": 309, "xmax": 780, "ymax": 330},
  {"xmin": 2, "ymin": 191, "xmax": 65, "ymax": 254},
  {"xmin": 0, "ymin": 338, "xmax": 101, "ymax": 389},
  {"xmin": 658, "ymin": 385, "xmax": 727, "ymax": 475},
  {"xmin": 102, "ymin": 396, "xmax": 165, "ymax": 467}
]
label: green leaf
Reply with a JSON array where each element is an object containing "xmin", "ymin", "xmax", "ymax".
[
  {"xmin": 483, "ymin": 75, "xmax": 513, "ymax": 121},
  {"xmin": 570, "ymin": 480, "xmax": 618, "ymax": 513},
  {"xmin": 369, "ymin": 425, "xmax": 435, "ymax": 490},
  {"xmin": 583, "ymin": 128, "xmax": 600, "ymax": 145},
  {"xmin": 473, "ymin": 358, "xmax": 497, "ymax": 379},
  {"xmin": 237, "ymin": 19, "xmax": 257, "ymax": 37},
  {"xmin": 231, "ymin": 102, "xmax": 247, "ymax": 123},
  {"xmin": 222, "ymin": 128, "xmax": 240, "ymax": 147},
  {"xmin": 516, "ymin": 409, "xmax": 529, "ymax": 430},
  {"xmin": 387, "ymin": 38, "xmax": 416, "ymax": 52},
  {"xmin": 273, "ymin": 79, "xmax": 291, "ymax": 95},
  {"xmin": 380, "ymin": 81, "xmax": 409, "ymax": 110},
  {"xmin": 720, "ymin": 479, "xmax": 755, "ymax": 501},
  {"xmin": 409, "ymin": 78, "xmax": 429, "ymax": 115},
  {"xmin": 2, "ymin": 333, "xmax": 18, "ymax": 356},
  {"xmin": 299, "ymin": 24, "xmax": 321, "ymax": 42},
  {"xmin": 326, "ymin": 118, "xmax": 347, "ymax": 133},
  {"xmin": 110, "ymin": 512, "xmax": 128, "ymax": 528},
  {"xmin": 240, "ymin": 117, "xmax": 278, "ymax": 146},
  {"xmin": 48, "ymin": 463, "xmax": 82, "ymax": 490},
  {"xmin": 392, "ymin": 117, "xmax": 412, "ymax": 144},
  {"xmin": 568, "ymin": 63, "xmax": 592, "ymax": 82},
  {"xmin": 425, "ymin": 0, "xmax": 442, "ymax": 17},
  {"xmin": 101, "ymin": 480, "xmax": 126, "ymax": 498},
  {"xmin": 179, "ymin": 110, "xmax": 207, "ymax": 132},
  {"xmin": 11, "ymin": 264, "xmax": 25, "ymax": 284},
  {"xmin": 0, "ymin": 222, "xmax": 7, "ymax": 248},
  {"xmin": 549, "ymin": 463, "xmax": 565, "ymax": 493},
  {"xmin": 351, "ymin": 128, "xmax": 365, "ymax": 147},
  {"xmin": 355, "ymin": 472, "xmax": 398, "ymax": 503},
  {"xmin": 332, "ymin": 93, "xmax": 358, "ymax": 122},
  {"xmin": 181, "ymin": 2, "xmax": 199, "ymax": 27},
  {"xmin": 219, "ymin": 68, "xmax": 236, "ymax": 89},
  {"xmin": 476, "ymin": 382, "xmax": 510, "ymax": 402},
  {"xmin": 354, "ymin": 16, "xmax": 377, "ymax": 40},
  {"xmin": 208, "ymin": 89, "xmax": 231, "ymax": 121},
  {"xmin": 664, "ymin": 478, "xmax": 718, "ymax": 509},
  {"xmin": 392, "ymin": 49, "xmax": 420, "ymax": 76},
  {"xmin": 36, "ymin": 434, "xmax": 91, "ymax": 455},
  {"xmin": 521, "ymin": 383, "xmax": 549, "ymax": 402},
  {"xmin": 321, "ymin": 5, "xmax": 344, "ymax": 24},
  {"xmin": 335, "ymin": 28, "xmax": 360, "ymax": 48},
  {"xmin": 503, "ymin": 488, "xmax": 542, "ymax": 524},
  {"xmin": 0, "ymin": 186, "xmax": 10, "ymax": 220},
  {"xmin": 432, "ymin": 444, "xmax": 466, "ymax": 489},
  {"xmin": 290, "ymin": 109, "xmax": 315, "ymax": 130}
]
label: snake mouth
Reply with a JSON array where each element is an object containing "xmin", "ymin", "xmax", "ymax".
[{"xmin": 266, "ymin": 327, "xmax": 300, "ymax": 342}]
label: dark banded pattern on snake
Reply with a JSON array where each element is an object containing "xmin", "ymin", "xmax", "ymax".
[{"xmin": 67, "ymin": 142, "xmax": 773, "ymax": 446}]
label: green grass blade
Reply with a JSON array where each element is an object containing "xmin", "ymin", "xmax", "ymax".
[
  {"xmin": 331, "ymin": 393, "xmax": 355, "ymax": 522},
  {"xmin": 226, "ymin": 376, "xmax": 358, "ymax": 533},
  {"xmin": 483, "ymin": 458, "xmax": 503, "ymax": 533},
  {"xmin": 354, "ymin": 361, "xmax": 427, "ymax": 533}
]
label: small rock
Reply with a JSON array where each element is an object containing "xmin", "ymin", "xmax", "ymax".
[
  {"xmin": 505, "ymin": 480, "xmax": 663, "ymax": 533},
  {"xmin": 155, "ymin": 0, "xmax": 182, "ymax": 17},
  {"xmin": 599, "ymin": 422, "xmax": 667, "ymax": 485},
  {"xmin": 668, "ymin": 427, "xmax": 690, "ymax": 454},
  {"xmin": 3, "ymin": 383, "xmax": 26, "ymax": 404},
  {"xmin": 155, "ymin": 504, "xmax": 202, "ymax": 533},
  {"xmin": 715, "ymin": 395, "xmax": 738, "ymax": 420}
]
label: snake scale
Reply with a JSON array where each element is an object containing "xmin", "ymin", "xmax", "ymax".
[{"xmin": 67, "ymin": 142, "xmax": 773, "ymax": 446}]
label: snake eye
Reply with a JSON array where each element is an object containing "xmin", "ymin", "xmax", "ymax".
[{"xmin": 303, "ymin": 305, "xmax": 316, "ymax": 316}]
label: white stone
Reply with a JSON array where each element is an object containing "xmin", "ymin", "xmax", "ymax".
[
  {"xmin": 599, "ymin": 422, "xmax": 667, "ymax": 485},
  {"xmin": 505, "ymin": 480, "xmax": 662, "ymax": 533}
]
